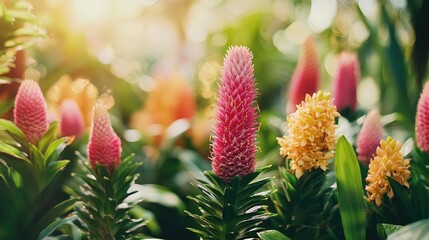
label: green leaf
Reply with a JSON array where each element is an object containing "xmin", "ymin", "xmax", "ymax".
[
  {"xmin": 257, "ymin": 230, "xmax": 291, "ymax": 240},
  {"xmin": 42, "ymin": 160, "xmax": 70, "ymax": 189},
  {"xmin": 32, "ymin": 198, "xmax": 77, "ymax": 237},
  {"xmin": 387, "ymin": 219, "xmax": 429, "ymax": 240},
  {"xmin": 377, "ymin": 223, "xmax": 402, "ymax": 240},
  {"xmin": 0, "ymin": 141, "xmax": 28, "ymax": 161},
  {"xmin": 37, "ymin": 121, "xmax": 59, "ymax": 154},
  {"xmin": 37, "ymin": 215, "xmax": 78, "ymax": 240},
  {"xmin": 334, "ymin": 136, "xmax": 366, "ymax": 240},
  {"xmin": 0, "ymin": 119, "xmax": 28, "ymax": 148}
]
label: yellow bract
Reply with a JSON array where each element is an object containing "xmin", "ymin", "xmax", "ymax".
[
  {"xmin": 365, "ymin": 137, "xmax": 411, "ymax": 206},
  {"xmin": 278, "ymin": 91, "xmax": 340, "ymax": 178}
]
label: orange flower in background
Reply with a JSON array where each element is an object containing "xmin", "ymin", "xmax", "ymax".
[
  {"xmin": 130, "ymin": 73, "xmax": 196, "ymax": 146},
  {"xmin": 46, "ymin": 75, "xmax": 98, "ymax": 128}
]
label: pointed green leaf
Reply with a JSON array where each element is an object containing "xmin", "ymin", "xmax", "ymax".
[
  {"xmin": 257, "ymin": 230, "xmax": 291, "ymax": 240},
  {"xmin": 334, "ymin": 136, "xmax": 366, "ymax": 240}
]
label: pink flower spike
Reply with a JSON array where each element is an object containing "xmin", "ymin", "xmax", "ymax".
[
  {"xmin": 211, "ymin": 46, "xmax": 258, "ymax": 182},
  {"xmin": 333, "ymin": 52, "xmax": 359, "ymax": 112},
  {"xmin": 60, "ymin": 99, "xmax": 84, "ymax": 137},
  {"xmin": 356, "ymin": 109, "xmax": 383, "ymax": 164},
  {"xmin": 287, "ymin": 37, "xmax": 319, "ymax": 114},
  {"xmin": 87, "ymin": 94, "xmax": 121, "ymax": 171},
  {"xmin": 14, "ymin": 80, "xmax": 48, "ymax": 143},
  {"xmin": 416, "ymin": 82, "xmax": 429, "ymax": 153}
]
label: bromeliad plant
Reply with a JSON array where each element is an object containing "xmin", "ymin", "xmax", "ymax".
[
  {"xmin": 272, "ymin": 91, "xmax": 344, "ymax": 239},
  {"xmin": 0, "ymin": 80, "xmax": 75, "ymax": 239},
  {"xmin": 72, "ymin": 94, "xmax": 146, "ymax": 239},
  {"xmin": 187, "ymin": 46, "xmax": 273, "ymax": 239}
]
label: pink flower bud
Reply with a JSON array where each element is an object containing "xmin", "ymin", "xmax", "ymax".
[
  {"xmin": 333, "ymin": 52, "xmax": 359, "ymax": 112},
  {"xmin": 287, "ymin": 37, "xmax": 319, "ymax": 114},
  {"xmin": 416, "ymin": 82, "xmax": 429, "ymax": 153},
  {"xmin": 87, "ymin": 95, "xmax": 121, "ymax": 170},
  {"xmin": 14, "ymin": 80, "xmax": 48, "ymax": 143},
  {"xmin": 211, "ymin": 46, "xmax": 258, "ymax": 182},
  {"xmin": 356, "ymin": 109, "xmax": 383, "ymax": 164},
  {"xmin": 60, "ymin": 99, "xmax": 84, "ymax": 137}
]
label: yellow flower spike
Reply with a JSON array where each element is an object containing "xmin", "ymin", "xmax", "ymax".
[
  {"xmin": 365, "ymin": 137, "xmax": 411, "ymax": 206},
  {"xmin": 277, "ymin": 91, "xmax": 340, "ymax": 178}
]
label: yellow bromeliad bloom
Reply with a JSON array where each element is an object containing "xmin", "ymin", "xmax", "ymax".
[
  {"xmin": 365, "ymin": 137, "xmax": 411, "ymax": 206},
  {"xmin": 278, "ymin": 91, "xmax": 340, "ymax": 178}
]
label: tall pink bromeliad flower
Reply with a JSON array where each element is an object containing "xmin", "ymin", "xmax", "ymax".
[
  {"xmin": 356, "ymin": 109, "xmax": 383, "ymax": 164},
  {"xmin": 287, "ymin": 37, "xmax": 319, "ymax": 114},
  {"xmin": 87, "ymin": 95, "xmax": 121, "ymax": 171},
  {"xmin": 14, "ymin": 80, "xmax": 48, "ymax": 143},
  {"xmin": 211, "ymin": 46, "xmax": 258, "ymax": 182},
  {"xmin": 332, "ymin": 52, "xmax": 359, "ymax": 112},
  {"xmin": 416, "ymin": 82, "xmax": 429, "ymax": 153},
  {"xmin": 60, "ymin": 99, "xmax": 84, "ymax": 137}
]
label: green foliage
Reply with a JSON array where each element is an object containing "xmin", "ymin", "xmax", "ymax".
[
  {"xmin": 376, "ymin": 223, "xmax": 402, "ymax": 240},
  {"xmin": 0, "ymin": 0, "xmax": 45, "ymax": 76},
  {"xmin": 334, "ymin": 136, "xmax": 366, "ymax": 240},
  {"xmin": 258, "ymin": 230, "xmax": 291, "ymax": 240},
  {"xmin": 270, "ymin": 166, "xmax": 343, "ymax": 239},
  {"xmin": 73, "ymin": 154, "xmax": 147, "ymax": 239},
  {"xmin": 386, "ymin": 219, "xmax": 429, "ymax": 240},
  {"xmin": 186, "ymin": 168, "xmax": 273, "ymax": 240},
  {"xmin": 0, "ymin": 120, "xmax": 74, "ymax": 239}
]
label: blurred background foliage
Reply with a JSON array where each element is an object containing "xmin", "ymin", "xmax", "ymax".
[{"xmin": 1, "ymin": 0, "xmax": 428, "ymax": 239}]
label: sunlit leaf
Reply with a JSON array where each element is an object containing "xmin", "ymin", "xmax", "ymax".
[{"xmin": 334, "ymin": 136, "xmax": 366, "ymax": 240}]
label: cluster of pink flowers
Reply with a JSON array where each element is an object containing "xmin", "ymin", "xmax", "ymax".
[{"xmin": 13, "ymin": 80, "xmax": 122, "ymax": 171}]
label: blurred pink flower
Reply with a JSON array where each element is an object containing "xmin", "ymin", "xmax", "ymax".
[
  {"xmin": 333, "ymin": 52, "xmax": 359, "ymax": 112},
  {"xmin": 356, "ymin": 109, "xmax": 383, "ymax": 164},
  {"xmin": 14, "ymin": 80, "xmax": 48, "ymax": 143},
  {"xmin": 416, "ymin": 82, "xmax": 429, "ymax": 153},
  {"xmin": 87, "ymin": 95, "xmax": 121, "ymax": 170},
  {"xmin": 60, "ymin": 99, "xmax": 84, "ymax": 137},
  {"xmin": 211, "ymin": 46, "xmax": 258, "ymax": 182},
  {"xmin": 287, "ymin": 37, "xmax": 319, "ymax": 114}
]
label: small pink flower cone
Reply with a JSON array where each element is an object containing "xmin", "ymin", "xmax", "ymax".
[
  {"xmin": 416, "ymin": 82, "xmax": 429, "ymax": 153},
  {"xmin": 333, "ymin": 52, "xmax": 359, "ymax": 112},
  {"xmin": 60, "ymin": 99, "xmax": 84, "ymax": 137},
  {"xmin": 13, "ymin": 80, "xmax": 48, "ymax": 143},
  {"xmin": 211, "ymin": 46, "xmax": 258, "ymax": 182},
  {"xmin": 356, "ymin": 109, "xmax": 383, "ymax": 164},
  {"xmin": 287, "ymin": 37, "xmax": 319, "ymax": 114},
  {"xmin": 87, "ymin": 95, "xmax": 121, "ymax": 170}
]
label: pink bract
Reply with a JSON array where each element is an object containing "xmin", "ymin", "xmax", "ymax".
[{"xmin": 211, "ymin": 46, "xmax": 258, "ymax": 182}]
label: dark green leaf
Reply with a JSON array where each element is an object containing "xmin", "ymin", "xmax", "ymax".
[{"xmin": 37, "ymin": 215, "xmax": 78, "ymax": 240}]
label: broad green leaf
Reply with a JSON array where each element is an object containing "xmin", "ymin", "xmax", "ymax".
[
  {"xmin": 0, "ymin": 141, "xmax": 28, "ymax": 160},
  {"xmin": 32, "ymin": 198, "xmax": 77, "ymax": 238},
  {"xmin": 0, "ymin": 119, "xmax": 28, "ymax": 150},
  {"xmin": 377, "ymin": 223, "xmax": 402, "ymax": 240},
  {"xmin": 257, "ymin": 230, "xmax": 291, "ymax": 240},
  {"xmin": 387, "ymin": 219, "xmax": 429, "ymax": 240},
  {"xmin": 334, "ymin": 136, "xmax": 366, "ymax": 240},
  {"xmin": 37, "ymin": 215, "xmax": 78, "ymax": 240},
  {"xmin": 38, "ymin": 121, "xmax": 59, "ymax": 154},
  {"xmin": 41, "ymin": 160, "xmax": 70, "ymax": 189}
]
